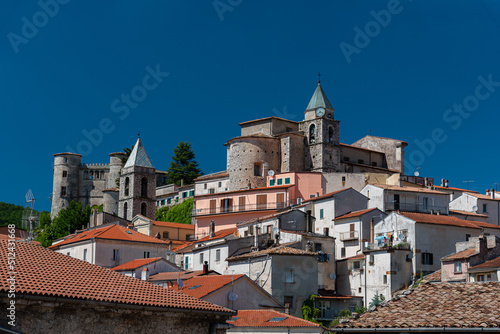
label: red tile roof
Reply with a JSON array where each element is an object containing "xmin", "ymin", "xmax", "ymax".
[
  {"xmin": 371, "ymin": 184, "xmax": 447, "ymax": 195},
  {"xmin": 441, "ymin": 248, "xmax": 477, "ymax": 261},
  {"xmin": 433, "ymin": 185, "xmax": 479, "ymax": 193},
  {"xmin": 110, "ymin": 257, "xmax": 163, "ymax": 271},
  {"xmin": 196, "ymin": 228, "xmax": 237, "ymax": 243},
  {"xmin": 49, "ymin": 224, "xmax": 170, "ymax": 249},
  {"xmin": 302, "ymin": 188, "xmax": 351, "ymax": 203},
  {"xmin": 228, "ymin": 309, "xmax": 322, "ymax": 328},
  {"xmin": 399, "ymin": 212, "xmax": 500, "ymax": 230},
  {"xmin": 193, "ymin": 170, "xmax": 229, "ymax": 181},
  {"xmin": 173, "ymin": 241, "xmax": 195, "ymax": 252},
  {"xmin": 450, "ymin": 210, "xmax": 488, "ymax": 218},
  {"xmin": 467, "ymin": 193, "xmax": 500, "ymax": 201},
  {"xmin": 334, "ymin": 208, "xmax": 379, "ymax": 220},
  {"xmin": 153, "ymin": 221, "xmax": 195, "ymax": 229},
  {"xmin": 173, "ymin": 274, "xmax": 246, "ymax": 299},
  {"xmin": 149, "ymin": 270, "xmax": 219, "ymax": 282},
  {"xmin": 0, "ymin": 240, "xmax": 232, "ymax": 314},
  {"xmin": 227, "ymin": 245, "xmax": 317, "ymax": 261},
  {"xmin": 336, "ymin": 282, "xmax": 500, "ymax": 329},
  {"xmin": 469, "ymin": 256, "xmax": 500, "ymax": 271},
  {"xmin": 422, "ymin": 269, "xmax": 441, "ymax": 283}
]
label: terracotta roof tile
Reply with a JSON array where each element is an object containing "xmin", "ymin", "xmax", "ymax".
[
  {"xmin": 433, "ymin": 185, "xmax": 479, "ymax": 193},
  {"xmin": 0, "ymin": 240, "xmax": 232, "ymax": 313},
  {"xmin": 110, "ymin": 257, "xmax": 163, "ymax": 271},
  {"xmin": 149, "ymin": 270, "xmax": 219, "ymax": 282},
  {"xmin": 442, "ymin": 248, "xmax": 477, "ymax": 261},
  {"xmin": 399, "ymin": 212, "xmax": 500, "ymax": 230},
  {"xmin": 193, "ymin": 171, "xmax": 229, "ymax": 181},
  {"xmin": 173, "ymin": 274, "xmax": 246, "ymax": 299},
  {"xmin": 334, "ymin": 208, "xmax": 379, "ymax": 220},
  {"xmin": 153, "ymin": 221, "xmax": 195, "ymax": 229},
  {"xmin": 196, "ymin": 228, "xmax": 237, "ymax": 242},
  {"xmin": 49, "ymin": 224, "xmax": 170, "ymax": 249},
  {"xmin": 450, "ymin": 210, "xmax": 489, "ymax": 218},
  {"xmin": 336, "ymin": 282, "xmax": 500, "ymax": 329},
  {"xmin": 227, "ymin": 246, "xmax": 317, "ymax": 261},
  {"xmin": 422, "ymin": 269, "xmax": 441, "ymax": 282},
  {"xmin": 467, "ymin": 193, "xmax": 500, "ymax": 201},
  {"xmin": 302, "ymin": 188, "xmax": 352, "ymax": 203},
  {"xmin": 372, "ymin": 184, "xmax": 447, "ymax": 195},
  {"xmin": 469, "ymin": 256, "xmax": 500, "ymax": 271},
  {"xmin": 228, "ymin": 309, "xmax": 322, "ymax": 328}
]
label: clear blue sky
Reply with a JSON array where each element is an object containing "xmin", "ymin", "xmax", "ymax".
[{"xmin": 2, "ymin": 0, "xmax": 500, "ymax": 211}]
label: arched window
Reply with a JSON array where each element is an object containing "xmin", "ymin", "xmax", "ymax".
[
  {"xmin": 328, "ymin": 126, "xmax": 334, "ymax": 144},
  {"xmin": 141, "ymin": 177, "xmax": 148, "ymax": 197},
  {"xmin": 309, "ymin": 124, "xmax": 316, "ymax": 144},
  {"xmin": 141, "ymin": 203, "xmax": 147, "ymax": 216},
  {"xmin": 125, "ymin": 177, "xmax": 130, "ymax": 196},
  {"xmin": 123, "ymin": 202, "xmax": 128, "ymax": 220}
]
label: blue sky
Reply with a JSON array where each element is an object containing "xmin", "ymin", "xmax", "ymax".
[{"xmin": 1, "ymin": 0, "xmax": 500, "ymax": 211}]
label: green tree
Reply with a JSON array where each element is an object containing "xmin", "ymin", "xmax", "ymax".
[
  {"xmin": 166, "ymin": 142, "xmax": 203, "ymax": 186},
  {"xmin": 302, "ymin": 295, "xmax": 321, "ymax": 324},
  {"xmin": 122, "ymin": 145, "xmax": 134, "ymax": 164},
  {"xmin": 369, "ymin": 293, "xmax": 385, "ymax": 308},
  {"xmin": 156, "ymin": 198, "xmax": 193, "ymax": 225},
  {"xmin": 36, "ymin": 201, "xmax": 91, "ymax": 247},
  {"xmin": 0, "ymin": 202, "xmax": 25, "ymax": 227}
]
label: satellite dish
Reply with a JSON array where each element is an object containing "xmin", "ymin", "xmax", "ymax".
[
  {"xmin": 329, "ymin": 273, "xmax": 336, "ymax": 280},
  {"xmin": 472, "ymin": 205, "xmax": 478, "ymax": 212},
  {"xmin": 414, "ymin": 171, "xmax": 420, "ymax": 177},
  {"xmin": 268, "ymin": 170, "xmax": 275, "ymax": 176},
  {"xmin": 398, "ymin": 234, "xmax": 406, "ymax": 241},
  {"xmin": 228, "ymin": 292, "xmax": 238, "ymax": 302}
]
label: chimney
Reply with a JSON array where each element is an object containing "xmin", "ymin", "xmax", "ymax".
[
  {"xmin": 155, "ymin": 232, "xmax": 161, "ymax": 239},
  {"xmin": 476, "ymin": 236, "xmax": 488, "ymax": 260},
  {"xmin": 424, "ymin": 178, "xmax": 428, "ymax": 187},
  {"xmin": 486, "ymin": 189, "xmax": 490, "ymax": 196},
  {"xmin": 141, "ymin": 268, "xmax": 149, "ymax": 281},
  {"xmin": 284, "ymin": 303, "xmax": 290, "ymax": 315},
  {"xmin": 203, "ymin": 261, "xmax": 209, "ymax": 274},
  {"xmin": 209, "ymin": 220, "xmax": 215, "ymax": 238},
  {"xmin": 254, "ymin": 226, "xmax": 260, "ymax": 249},
  {"xmin": 305, "ymin": 240, "xmax": 313, "ymax": 252},
  {"xmin": 398, "ymin": 178, "xmax": 402, "ymax": 187},
  {"xmin": 441, "ymin": 179, "xmax": 445, "ymax": 187},
  {"xmin": 316, "ymin": 192, "xmax": 319, "ymax": 198},
  {"xmin": 445, "ymin": 180, "xmax": 449, "ymax": 188},
  {"xmin": 491, "ymin": 189, "xmax": 495, "ymax": 199},
  {"xmin": 181, "ymin": 179, "xmax": 184, "ymax": 187}
]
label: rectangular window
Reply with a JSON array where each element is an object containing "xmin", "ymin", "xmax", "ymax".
[
  {"xmin": 254, "ymin": 163, "xmax": 262, "ymax": 176},
  {"xmin": 216, "ymin": 249, "xmax": 221, "ymax": 262},
  {"xmin": 61, "ymin": 186, "xmax": 67, "ymax": 196},
  {"xmin": 163, "ymin": 232, "xmax": 169, "ymax": 239},
  {"xmin": 285, "ymin": 269, "xmax": 294, "ymax": 283},
  {"xmin": 352, "ymin": 261, "xmax": 361, "ymax": 269},
  {"xmin": 320, "ymin": 208, "xmax": 324, "ymax": 219},
  {"xmin": 83, "ymin": 249, "xmax": 87, "ymax": 261},
  {"xmin": 256, "ymin": 194, "xmax": 268, "ymax": 210},
  {"xmin": 112, "ymin": 249, "xmax": 120, "ymax": 261},
  {"xmin": 189, "ymin": 190, "xmax": 194, "ymax": 197},
  {"xmin": 218, "ymin": 181, "xmax": 222, "ymax": 188},
  {"xmin": 277, "ymin": 178, "xmax": 283, "ymax": 185},
  {"xmin": 422, "ymin": 252, "xmax": 433, "ymax": 265},
  {"xmin": 167, "ymin": 198, "xmax": 171, "ymax": 205},
  {"xmin": 204, "ymin": 184, "xmax": 207, "ymax": 189},
  {"xmin": 161, "ymin": 199, "xmax": 165, "ymax": 205},
  {"xmin": 284, "ymin": 177, "xmax": 291, "ymax": 185},
  {"xmin": 144, "ymin": 251, "xmax": 150, "ymax": 258},
  {"xmin": 239, "ymin": 196, "xmax": 246, "ymax": 211},
  {"xmin": 267, "ymin": 225, "xmax": 272, "ymax": 235},
  {"xmin": 199, "ymin": 253, "xmax": 204, "ymax": 264},
  {"xmin": 221, "ymin": 198, "xmax": 233, "ymax": 213},
  {"xmin": 341, "ymin": 247, "xmax": 346, "ymax": 258},
  {"xmin": 284, "ymin": 296, "xmax": 293, "ymax": 308},
  {"xmin": 209, "ymin": 188, "xmax": 215, "ymax": 194},
  {"xmin": 270, "ymin": 179, "xmax": 275, "ymax": 186},
  {"xmin": 62, "ymin": 170, "xmax": 67, "ymax": 177},
  {"xmin": 314, "ymin": 243, "xmax": 322, "ymax": 252},
  {"xmin": 182, "ymin": 192, "xmax": 187, "ymax": 198},
  {"xmin": 477, "ymin": 274, "xmax": 485, "ymax": 282},
  {"xmin": 423, "ymin": 197, "xmax": 429, "ymax": 210},
  {"xmin": 276, "ymin": 193, "xmax": 285, "ymax": 209},
  {"xmin": 483, "ymin": 204, "xmax": 488, "ymax": 213},
  {"xmin": 487, "ymin": 274, "xmax": 492, "ymax": 281},
  {"xmin": 249, "ymin": 226, "xmax": 254, "ymax": 235},
  {"xmin": 185, "ymin": 256, "xmax": 189, "ymax": 270},
  {"xmin": 323, "ymin": 228, "xmax": 329, "ymax": 236},
  {"xmin": 209, "ymin": 199, "xmax": 217, "ymax": 214},
  {"xmin": 383, "ymin": 275, "xmax": 387, "ymax": 284},
  {"xmin": 454, "ymin": 262, "xmax": 462, "ymax": 273}
]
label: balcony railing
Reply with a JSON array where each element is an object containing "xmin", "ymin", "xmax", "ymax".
[
  {"xmin": 339, "ymin": 230, "xmax": 359, "ymax": 241},
  {"xmin": 192, "ymin": 200, "xmax": 292, "ymax": 216},
  {"xmin": 385, "ymin": 202, "xmax": 448, "ymax": 214},
  {"xmin": 364, "ymin": 242, "xmax": 410, "ymax": 251}
]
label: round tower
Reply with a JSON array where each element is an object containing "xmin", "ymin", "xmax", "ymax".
[
  {"xmin": 51, "ymin": 153, "xmax": 82, "ymax": 219},
  {"xmin": 108, "ymin": 152, "xmax": 126, "ymax": 189},
  {"xmin": 226, "ymin": 136, "xmax": 281, "ymax": 191},
  {"xmin": 103, "ymin": 188, "xmax": 119, "ymax": 215}
]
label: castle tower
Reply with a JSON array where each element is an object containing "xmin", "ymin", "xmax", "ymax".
[
  {"xmin": 299, "ymin": 80, "xmax": 341, "ymax": 172},
  {"xmin": 103, "ymin": 152, "xmax": 126, "ymax": 215},
  {"xmin": 118, "ymin": 138, "xmax": 156, "ymax": 221},
  {"xmin": 51, "ymin": 153, "xmax": 82, "ymax": 219}
]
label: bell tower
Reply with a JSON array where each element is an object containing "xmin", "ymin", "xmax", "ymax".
[
  {"xmin": 118, "ymin": 137, "xmax": 156, "ymax": 221},
  {"xmin": 299, "ymin": 78, "xmax": 341, "ymax": 172}
]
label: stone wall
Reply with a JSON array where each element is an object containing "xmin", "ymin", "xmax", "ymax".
[{"xmin": 0, "ymin": 296, "xmax": 231, "ymax": 334}]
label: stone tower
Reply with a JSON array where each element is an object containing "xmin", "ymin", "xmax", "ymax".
[
  {"xmin": 51, "ymin": 153, "xmax": 82, "ymax": 219},
  {"xmin": 299, "ymin": 81, "xmax": 341, "ymax": 172},
  {"xmin": 118, "ymin": 138, "xmax": 156, "ymax": 221}
]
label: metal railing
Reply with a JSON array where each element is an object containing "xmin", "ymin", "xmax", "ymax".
[
  {"xmin": 385, "ymin": 202, "xmax": 448, "ymax": 214},
  {"xmin": 363, "ymin": 242, "xmax": 410, "ymax": 251},
  {"xmin": 339, "ymin": 230, "xmax": 359, "ymax": 241},
  {"xmin": 192, "ymin": 200, "xmax": 293, "ymax": 216}
]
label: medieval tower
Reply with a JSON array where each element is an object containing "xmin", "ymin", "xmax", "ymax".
[{"xmin": 118, "ymin": 137, "xmax": 156, "ymax": 221}]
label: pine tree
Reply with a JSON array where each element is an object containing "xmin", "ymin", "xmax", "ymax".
[{"xmin": 166, "ymin": 142, "xmax": 203, "ymax": 186}]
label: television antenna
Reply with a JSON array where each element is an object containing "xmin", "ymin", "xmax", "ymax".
[
  {"xmin": 21, "ymin": 189, "xmax": 40, "ymax": 242},
  {"xmin": 463, "ymin": 180, "xmax": 474, "ymax": 191}
]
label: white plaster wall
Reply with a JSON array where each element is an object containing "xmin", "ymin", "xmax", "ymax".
[
  {"xmin": 361, "ymin": 185, "xmax": 385, "ymax": 211},
  {"xmin": 189, "ymin": 243, "xmax": 230, "ymax": 274}
]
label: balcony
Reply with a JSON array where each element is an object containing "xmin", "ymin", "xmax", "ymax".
[
  {"xmin": 192, "ymin": 201, "xmax": 292, "ymax": 216},
  {"xmin": 385, "ymin": 202, "xmax": 448, "ymax": 214},
  {"xmin": 363, "ymin": 242, "xmax": 410, "ymax": 252},
  {"xmin": 339, "ymin": 230, "xmax": 359, "ymax": 241}
]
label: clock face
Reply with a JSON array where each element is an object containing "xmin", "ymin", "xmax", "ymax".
[{"xmin": 315, "ymin": 107, "xmax": 326, "ymax": 117}]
